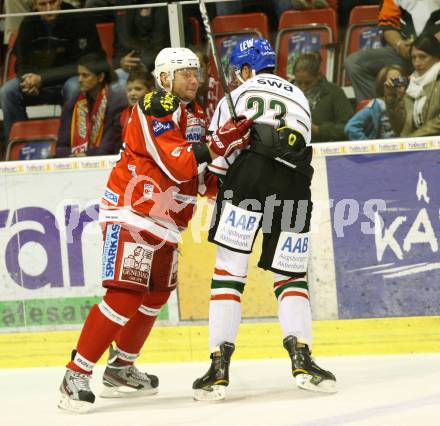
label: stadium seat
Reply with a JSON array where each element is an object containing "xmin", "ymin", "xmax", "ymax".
[
  {"xmin": 339, "ymin": 5, "xmax": 380, "ymax": 85},
  {"xmin": 2, "ymin": 30, "xmax": 18, "ymax": 84},
  {"xmin": 210, "ymin": 12, "xmax": 270, "ymax": 79},
  {"xmin": 205, "ymin": 12, "xmax": 270, "ymax": 110},
  {"xmin": 276, "ymin": 8, "xmax": 338, "ymax": 82},
  {"xmin": 188, "ymin": 16, "xmax": 202, "ymax": 46},
  {"xmin": 6, "ymin": 118, "xmax": 60, "ymax": 161},
  {"xmin": 96, "ymin": 22, "xmax": 115, "ymax": 65}
]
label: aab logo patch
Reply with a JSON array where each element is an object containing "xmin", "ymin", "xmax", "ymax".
[{"xmin": 152, "ymin": 119, "xmax": 174, "ymax": 137}]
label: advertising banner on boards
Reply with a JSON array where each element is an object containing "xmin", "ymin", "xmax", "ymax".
[
  {"xmin": 326, "ymin": 150, "xmax": 440, "ymax": 318},
  {"xmin": 1, "ymin": 138, "xmax": 439, "ymax": 331}
]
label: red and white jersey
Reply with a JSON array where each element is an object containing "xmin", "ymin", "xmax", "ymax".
[{"xmin": 99, "ymin": 90, "xmax": 217, "ymax": 243}]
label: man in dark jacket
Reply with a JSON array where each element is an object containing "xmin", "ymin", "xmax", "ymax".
[
  {"xmin": 0, "ymin": 0, "xmax": 102, "ymax": 141},
  {"xmin": 112, "ymin": 0, "xmax": 170, "ymax": 81}
]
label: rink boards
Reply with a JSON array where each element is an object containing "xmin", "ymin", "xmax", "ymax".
[{"xmin": 0, "ymin": 137, "xmax": 440, "ymax": 365}]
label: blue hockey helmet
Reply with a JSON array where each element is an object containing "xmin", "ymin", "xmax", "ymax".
[{"xmin": 229, "ymin": 37, "xmax": 276, "ymax": 75}]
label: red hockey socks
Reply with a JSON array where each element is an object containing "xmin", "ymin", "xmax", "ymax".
[
  {"xmin": 67, "ymin": 288, "xmax": 144, "ymax": 374},
  {"xmin": 114, "ymin": 290, "xmax": 171, "ymax": 364}
]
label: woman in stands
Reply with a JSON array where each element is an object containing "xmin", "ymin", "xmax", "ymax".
[
  {"xmin": 292, "ymin": 51, "xmax": 353, "ymax": 143},
  {"xmin": 345, "ymin": 64, "xmax": 406, "ymax": 140},
  {"xmin": 386, "ymin": 34, "xmax": 440, "ymax": 138},
  {"xmin": 56, "ymin": 50, "xmax": 127, "ymax": 157}
]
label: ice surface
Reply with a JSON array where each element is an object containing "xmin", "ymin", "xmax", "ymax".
[{"xmin": 1, "ymin": 354, "xmax": 440, "ymax": 426}]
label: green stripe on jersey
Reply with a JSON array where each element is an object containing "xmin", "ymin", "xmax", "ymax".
[
  {"xmin": 211, "ymin": 280, "xmax": 245, "ymax": 293},
  {"xmin": 274, "ymin": 281, "xmax": 308, "ymax": 299}
]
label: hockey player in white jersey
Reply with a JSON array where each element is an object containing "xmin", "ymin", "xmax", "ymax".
[{"xmin": 193, "ymin": 37, "xmax": 337, "ymax": 401}]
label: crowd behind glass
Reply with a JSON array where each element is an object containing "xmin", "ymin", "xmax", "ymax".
[{"xmin": 0, "ymin": 0, "xmax": 439, "ymax": 160}]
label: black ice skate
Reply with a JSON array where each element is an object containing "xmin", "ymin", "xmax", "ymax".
[
  {"xmin": 58, "ymin": 350, "xmax": 95, "ymax": 413},
  {"xmin": 100, "ymin": 345, "xmax": 159, "ymax": 398},
  {"xmin": 283, "ymin": 335, "xmax": 337, "ymax": 393},
  {"xmin": 192, "ymin": 342, "xmax": 235, "ymax": 401}
]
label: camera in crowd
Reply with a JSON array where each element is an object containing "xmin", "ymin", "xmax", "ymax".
[{"xmin": 391, "ymin": 76, "xmax": 408, "ymax": 88}]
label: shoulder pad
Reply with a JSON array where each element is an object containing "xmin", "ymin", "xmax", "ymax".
[{"xmin": 139, "ymin": 90, "xmax": 180, "ymax": 117}]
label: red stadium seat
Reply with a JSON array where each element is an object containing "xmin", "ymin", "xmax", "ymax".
[
  {"xmin": 96, "ymin": 22, "xmax": 114, "ymax": 65},
  {"xmin": 2, "ymin": 30, "xmax": 18, "ymax": 84},
  {"xmin": 6, "ymin": 119, "xmax": 60, "ymax": 161},
  {"xmin": 205, "ymin": 12, "xmax": 270, "ymax": 113},
  {"xmin": 188, "ymin": 16, "xmax": 202, "ymax": 46},
  {"xmin": 210, "ymin": 12, "xmax": 270, "ymax": 79},
  {"xmin": 339, "ymin": 5, "xmax": 380, "ymax": 85},
  {"xmin": 276, "ymin": 8, "xmax": 338, "ymax": 82},
  {"xmin": 212, "ymin": 12, "xmax": 270, "ymax": 38}
]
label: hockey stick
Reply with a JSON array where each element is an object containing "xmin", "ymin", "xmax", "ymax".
[{"xmin": 198, "ymin": 0, "xmax": 238, "ymax": 121}]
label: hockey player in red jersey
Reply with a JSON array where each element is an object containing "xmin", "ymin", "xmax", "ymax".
[{"xmin": 58, "ymin": 46, "xmax": 253, "ymax": 413}]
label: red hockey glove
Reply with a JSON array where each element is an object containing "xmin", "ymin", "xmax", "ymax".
[{"xmin": 207, "ymin": 116, "xmax": 253, "ymax": 157}]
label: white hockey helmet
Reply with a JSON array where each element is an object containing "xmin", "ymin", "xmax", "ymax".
[{"xmin": 154, "ymin": 47, "xmax": 200, "ymax": 90}]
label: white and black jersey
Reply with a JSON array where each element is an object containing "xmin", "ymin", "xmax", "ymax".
[
  {"xmin": 208, "ymin": 73, "xmax": 312, "ymax": 177},
  {"xmin": 211, "ymin": 73, "xmax": 311, "ymax": 141},
  {"xmin": 207, "ymin": 73, "xmax": 313, "ymax": 277}
]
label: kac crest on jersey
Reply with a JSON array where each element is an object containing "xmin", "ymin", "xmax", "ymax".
[{"xmin": 140, "ymin": 90, "xmax": 180, "ymax": 117}]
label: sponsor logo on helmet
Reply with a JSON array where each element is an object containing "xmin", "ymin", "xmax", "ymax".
[{"xmin": 239, "ymin": 38, "xmax": 254, "ymax": 51}]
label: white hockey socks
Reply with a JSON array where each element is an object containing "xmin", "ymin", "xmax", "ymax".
[
  {"xmin": 274, "ymin": 274, "xmax": 312, "ymax": 346},
  {"xmin": 209, "ymin": 246, "xmax": 249, "ymax": 351}
]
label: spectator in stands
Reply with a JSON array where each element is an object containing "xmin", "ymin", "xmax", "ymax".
[
  {"xmin": 386, "ymin": 34, "xmax": 440, "ymax": 137},
  {"xmin": 119, "ymin": 66, "xmax": 154, "ymax": 138},
  {"xmin": 345, "ymin": 64, "xmax": 405, "ymax": 140},
  {"xmin": 112, "ymin": 0, "xmax": 170, "ymax": 85},
  {"xmin": 344, "ymin": 0, "xmax": 440, "ymax": 103},
  {"xmin": 56, "ymin": 51, "xmax": 127, "ymax": 157},
  {"xmin": 292, "ymin": 51, "xmax": 353, "ymax": 142},
  {"xmin": 2, "ymin": 0, "xmax": 81, "ymax": 44},
  {"xmin": 0, "ymin": 0, "xmax": 101, "ymax": 142}
]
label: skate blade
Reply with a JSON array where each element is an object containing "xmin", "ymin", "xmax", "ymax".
[
  {"xmin": 295, "ymin": 374, "xmax": 337, "ymax": 394},
  {"xmin": 193, "ymin": 385, "xmax": 226, "ymax": 401},
  {"xmin": 58, "ymin": 394, "xmax": 94, "ymax": 414},
  {"xmin": 100, "ymin": 385, "xmax": 158, "ymax": 398}
]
